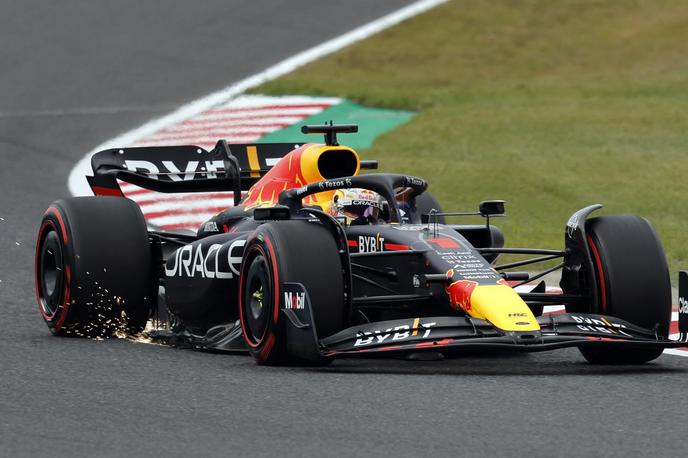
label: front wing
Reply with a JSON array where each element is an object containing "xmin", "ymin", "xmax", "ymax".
[
  {"xmin": 280, "ymin": 286, "xmax": 685, "ymax": 359},
  {"xmin": 317, "ymin": 313, "xmax": 684, "ymax": 357}
]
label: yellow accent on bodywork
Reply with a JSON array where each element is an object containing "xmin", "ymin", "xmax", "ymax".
[
  {"xmin": 247, "ymin": 146, "xmax": 261, "ymax": 178},
  {"xmin": 299, "ymin": 144, "xmax": 361, "ymax": 213},
  {"xmin": 468, "ymin": 285, "xmax": 540, "ymax": 331},
  {"xmin": 411, "ymin": 317, "xmax": 420, "ymax": 336},
  {"xmin": 299, "ymin": 144, "xmax": 360, "ymax": 183}
]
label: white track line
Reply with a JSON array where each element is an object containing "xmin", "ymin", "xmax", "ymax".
[
  {"xmin": 664, "ymin": 349, "xmax": 688, "ymax": 357},
  {"xmin": 213, "ymin": 94, "xmax": 341, "ymax": 109},
  {"xmin": 68, "ymin": 0, "xmax": 448, "ymax": 196},
  {"xmin": 191, "ymin": 107, "xmax": 329, "ymax": 120},
  {"xmin": 164, "ymin": 119, "xmax": 299, "ymax": 130}
]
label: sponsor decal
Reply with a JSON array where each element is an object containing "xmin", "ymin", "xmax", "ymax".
[
  {"xmin": 335, "ymin": 188, "xmax": 383, "ymax": 209},
  {"xmin": 440, "ymin": 252, "xmax": 501, "ymax": 282},
  {"xmin": 566, "ymin": 213, "xmax": 580, "ymax": 238},
  {"xmin": 404, "ymin": 176, "xmax": 425, "ymax": 187},
  {"xmin": 318, "ymin": 178, "xmax": 352, "ymax": 190},
  {"xmin": 124, "ymin": 159, "xmax": 226, "ymax": 181},
  {"xmin": 440, "ymin": 252, "xmax": 478, "ymax": 263},
  {"xmin": 509, "ymin": 313, "xmax": 528, "ymax": 318},
  {"xmin": 284, "ymin": 291, "xmax": 305, "ymax": 310},
  {"xmin": 164, "ymin": 239, "xmax": 246, "ymax": 279},
  {"xmin": 350, "ymin": 199, "xmax": 381, "ymax": 208},
  {"xmin": 570, "ymin": 315, "xmax": 631, "ymax": 337},
  {"xmin": 203, "ymin": 221, "xmax": 219, "ymax": 233},
  {"xmin": 679, "ymin": 296, "xmax": 688, "ymax": 314},
  {"xmin": 281, "ymin": 283, "xmax": 310, "ymax": 313},
  {"xmin": 358, "ymin": 233, "xmax": 385, "ymax": 253},
  {"xmin": 445, "ymin": 275, "xmax": 478, "ymax": 312},
  {"xmin": 391, "ymin": 224, "xmax": 428, "ymax": 232},
  {"xmin": 353, "ymin": 320, "xmax": 437, "ymax": 347}
]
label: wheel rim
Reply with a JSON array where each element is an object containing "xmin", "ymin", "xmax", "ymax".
[
  {"xmin": 243, "ymin": 254, "xmax": 272, "ymax": 345},
  {"xmin": 38, "ymin": 230, "xmax": 65, "ymax": 319}
]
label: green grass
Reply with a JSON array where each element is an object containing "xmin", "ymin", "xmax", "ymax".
[{"xmin": 253, "ymin": 0, "xmax": 688, "ymax": 275}]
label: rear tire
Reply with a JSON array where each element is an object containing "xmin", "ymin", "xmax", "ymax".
[
  {"xmin": 238, "ymin": 220, "xmax": 346, "ymax": 365},
  {"xmin": 35, "ymin": 197, "xmax": 154, "ymax": 337},
  {"xmin": 579, "ymin": 215, "xmax": 671, "ymax": 364},
  {"xmin": 416, "ymin": 190, "xmax": 446, "ymax": 224}
]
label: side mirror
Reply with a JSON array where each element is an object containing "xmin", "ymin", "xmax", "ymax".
[{"xmin": 479, "ymin": 200, "xmax": 505, "ymax": 216}]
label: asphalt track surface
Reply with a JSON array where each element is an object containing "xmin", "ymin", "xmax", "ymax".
[{"xmin": 1, "ymin": 2, "xmax": 687, "ymax": 457}]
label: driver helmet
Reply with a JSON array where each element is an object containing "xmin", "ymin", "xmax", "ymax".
[{"xmin": 329, "ymin": 188, "xmax": 383, "ymax": 224}]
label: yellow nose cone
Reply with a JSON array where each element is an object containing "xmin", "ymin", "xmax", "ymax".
[{"xmin": 469, "ymin": 284, "xmax": 540, "ymax": 332}]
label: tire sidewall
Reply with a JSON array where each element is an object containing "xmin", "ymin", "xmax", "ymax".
[
  {"xmin": 35, "ymin": 198, "xmax": 154, "ymax": 337},
  {"xmin": 415, "ymin": 190, "xmax": 446, "ymax": 224},
  {"xmin": 586, "ymin": 216, "xmax": 671, "ymax": 336},
  {"xmin": 238, "ymin": 220, "xmax": 346, "ymax": 365},
  {"xmin": 36, "ymin": 207, "xmax": 74, "ymax": 334},
  {"xmin": 238, "ymin": 232, "xmax": 284, "ymax": 363},
  {"xmin": 582, "ymin": 215, "xmax": 671, "ymax": 363}
]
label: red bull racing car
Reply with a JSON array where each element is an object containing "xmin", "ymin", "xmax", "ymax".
[{"xmin": 35, "ymin": 124, "xmax": 686, "ymax": 365}]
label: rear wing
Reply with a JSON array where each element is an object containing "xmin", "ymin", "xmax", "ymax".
[
  {"xmin": 87, "ymin": 141, "xmax": 304, "ymax": 205},
  {"xmin": 87, "ymin": 124, "xmax": 380, "ymax": 205}
]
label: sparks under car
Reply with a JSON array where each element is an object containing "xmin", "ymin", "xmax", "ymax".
[{"xmin": 35, "ymin": 124, "xmax": 685, "ymax": 365}]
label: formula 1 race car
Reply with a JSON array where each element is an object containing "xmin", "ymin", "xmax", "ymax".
[{"xmin": 35, "ymin": 124, "xmax": 685, "ymax": 365}]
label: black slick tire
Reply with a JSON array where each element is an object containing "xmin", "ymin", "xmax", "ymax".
[
  {"xmin": 580, "ymin": 215, "xmax": 671, "ymax": 364},
  {"xmin": 238, "ymin": 220, "xmax": 346, "ymax": 365},
  {"xmin": 416, "ymin": 190, "xmax": 446, "ymax": 224},
  {"xmin": 35, "ymin": 197, "xmax": 154, "ymax": 337}
]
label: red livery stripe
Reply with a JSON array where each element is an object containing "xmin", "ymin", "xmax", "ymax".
[
  {"xmin": 427, "ymin": 238, "xmax": 460, "ymax": 249},
  {"xmin": 91, "ymin": 186, "xmax": 124, "ymax": 197},
  {"xmin": 384, "ymin": 243, "xmax": 409, "ymax": 251}
]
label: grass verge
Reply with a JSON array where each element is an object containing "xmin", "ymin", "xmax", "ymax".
[{"xmin": 253, "ymin": 0, "xmax": 688, "ymax": 275}]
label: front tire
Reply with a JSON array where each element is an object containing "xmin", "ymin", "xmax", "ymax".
[
  {"xmin": 579, "ymin": 215, "xmax": 671, "ymax": 364},
  {"xmin": 35, "ymin": 197, "xmax": 154, "ymax": 337},
  {"xmin": 238, "ymin": 220, "xmax": 346, "ymax": 365}
]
